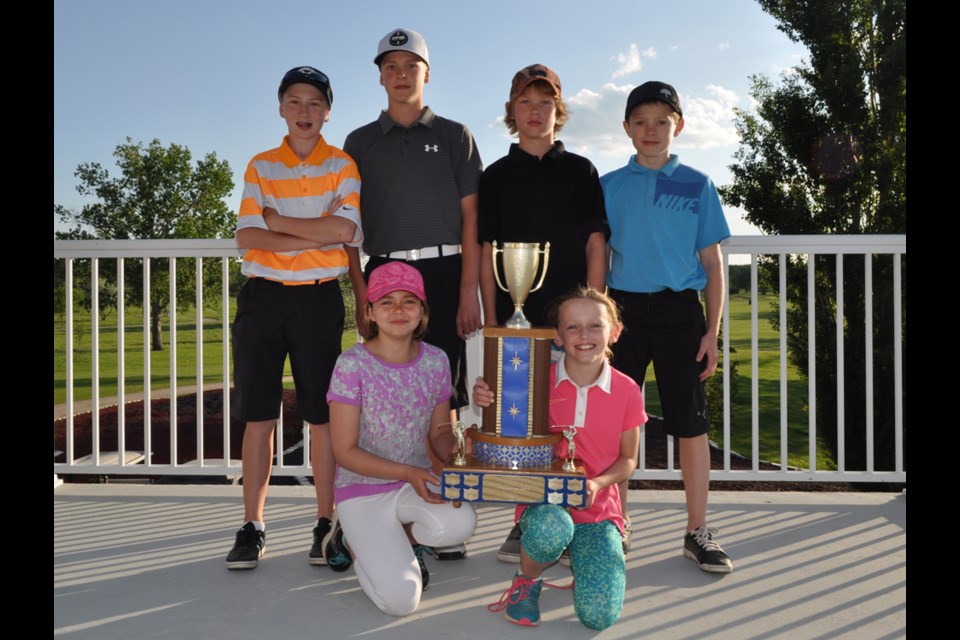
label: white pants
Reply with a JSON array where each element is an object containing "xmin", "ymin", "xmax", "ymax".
[{"xmin": 337, "ymin": 482, "xmax": 477, "ymax": 616}]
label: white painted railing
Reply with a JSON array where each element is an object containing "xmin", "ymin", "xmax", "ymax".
[{"xmin": 54, "ymin": 235, "xmax": 906, "ymax": 484}]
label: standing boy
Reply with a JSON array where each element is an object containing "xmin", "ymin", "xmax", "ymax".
[
  {"xmin": 342, "ymin": 29, "xmax": 483, "ymax": 561},
  {"xmin": 478, "ymin": 63, "xmax": 608, "ymax": 330},
  {"xmin": 602, "ymin": 81, "xmax": 734, "ymax": 573},
  {"xmin": 477, "ymin": 64, "xmax": 609, "ymax": 563},
  {"xmin": 226, "ymin": 66, "xmax": 363, "ymax": 570}
]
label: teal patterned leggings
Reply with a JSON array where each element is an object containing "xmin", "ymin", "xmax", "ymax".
[{"xmin": 519, "ymin": 504, "xmax": 625, "ymax": 630}]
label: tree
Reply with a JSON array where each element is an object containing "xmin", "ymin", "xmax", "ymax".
[
  {"xmin": 55, "ymin": 138, "xmax": 235, "ymax": 350},
  {"xmin": 720, "ymin": 1, "xmax": 905, "ymax": 470}
]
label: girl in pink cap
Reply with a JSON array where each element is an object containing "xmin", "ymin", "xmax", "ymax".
[{"xmin": 323, "ymin": 261, "xmax": 476, "ymax": 615}]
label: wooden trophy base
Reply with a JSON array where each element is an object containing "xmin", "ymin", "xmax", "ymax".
[{"xmin": 440, "ymin": 453, "xmax": 587, "ymax": 507}]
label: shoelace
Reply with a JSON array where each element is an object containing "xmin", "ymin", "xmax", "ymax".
[
  {"xmin": 487, "ymin": 575, "xmax": 574, "ymax": 613},
  {"xmin": 691, "ymin": 526, "xmax": 725, "ymax": 552}
]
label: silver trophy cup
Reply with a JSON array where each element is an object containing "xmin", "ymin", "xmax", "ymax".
[{"xmin": 491, "ymin": 241, "xmax": 551, "ymax": 329}]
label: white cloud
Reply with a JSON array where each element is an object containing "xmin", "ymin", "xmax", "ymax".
[
  {"xmin": 610, "ymin": 44, "xmax": 656, "ymax": 79},
  {"xmin": 719, "ymin": 42, "xmax": 730, "ymax": 51},
  {"xmin": 601, "ymin": 82, "xmax": 634, "ymax": 96},
  {"xmin": 705, "ymin": 84, "xmax": 739, "ymax": 104},
  {"xmin": 567, "ymin": 88, "xmax": 603, "ymax": 109},
  {"xmin": 679, "ymin": 85, "xmax": 740, "ymax": 149}
]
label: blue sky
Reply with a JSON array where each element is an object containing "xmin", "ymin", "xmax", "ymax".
[{"xmin": 55, "ymin": 0, "xmax": 807, "ymax": 236}]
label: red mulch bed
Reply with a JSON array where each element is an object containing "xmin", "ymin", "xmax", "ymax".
[{"xmin": 54, "ymin": 389, "xmax": 885, "ymax": 491}]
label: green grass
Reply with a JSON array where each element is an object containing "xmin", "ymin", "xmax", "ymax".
[
  {"xmin": 53, "ymin": 298, "xmax": 358, "ymax": 405},
  {"xmin": 641, "ymin": 293, "xmax": 835, "ymax": 471}
]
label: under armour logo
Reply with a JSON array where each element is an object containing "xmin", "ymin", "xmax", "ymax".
[
  {"xmin": 425, "ymin": 144, "xmax": 439, "ymax": 152},
  {"xmin": 389, "ymin": 31, "xmax": 408, "ymax": 46},
  {"xmin": 660, "ymin": 88, "xmax": 673, "ymax": 99}
]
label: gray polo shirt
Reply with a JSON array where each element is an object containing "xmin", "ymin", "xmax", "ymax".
[{"xmin": 344, "ymin": 107, "xmax": 483, "ymax": 257}]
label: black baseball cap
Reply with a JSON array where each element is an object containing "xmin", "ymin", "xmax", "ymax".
[
  {"xmin": 624, "ymin": 81, "xmax": 682, "ymax": 120},
  {"xmin": 278, "ymin": 66, "xmax": 333, "ymax": 106}
]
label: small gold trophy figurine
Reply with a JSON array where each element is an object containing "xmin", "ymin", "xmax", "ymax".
[
  {"xmin": 561, "ymin": 426, "xmax": 579, "ymax": 472},
  {"xmin": 451, "ymin": 420, "xmax": 468, "ymax": 467}
]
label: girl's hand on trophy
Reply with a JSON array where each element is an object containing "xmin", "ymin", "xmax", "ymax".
[
  {"xmin": 576, "ymin": 478, "xmax": 602, "ymax": 510},
  {"xmin": 406, "ymin": 467, "xmax": 444, "ymax": 504},
  {"xmin": 472, "ymin": 377, "xmax": 495, "ymax": 408}
]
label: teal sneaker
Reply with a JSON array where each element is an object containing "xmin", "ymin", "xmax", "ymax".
[
  {"xmin": 412, "ymin": 544, "xmax": 434, "ymax": 591},
  {"xmin": 490, "ymin": 573, "xmax": 543, "ymax": 627},
  {"xmin": 322, "ymin": 515, "xmax": 353, "ymax": 572}
]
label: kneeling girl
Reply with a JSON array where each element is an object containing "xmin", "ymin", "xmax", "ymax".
[{"xmin": 326, "ymin": 262, "xmax": 476, "ymax": 616}]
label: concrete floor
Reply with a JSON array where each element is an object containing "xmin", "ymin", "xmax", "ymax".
[{"xmin": 54, "ymin": 485, "xmax": 906, "ymax": 640}]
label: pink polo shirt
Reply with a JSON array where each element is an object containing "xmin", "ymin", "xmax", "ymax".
[{"xmin": 516, "ymin": 357, "xmax": 647, "ymax": 533}]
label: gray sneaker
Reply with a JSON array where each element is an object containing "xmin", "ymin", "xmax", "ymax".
[{"xmin": 496, "ymin": 523, "xmax": 522, "ymax": 563}]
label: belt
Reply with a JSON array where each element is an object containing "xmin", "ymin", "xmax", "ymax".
[
  {"xmin": 251, "ymin": 277, "xmax": 338, "ymax": 288},
  {"xmin": 610, "ymin": 288, "xmax": 695, "ymax": 298},
  {"xmin": 378, "ymin": 244, "xmax": 460, "ymax": 261}
]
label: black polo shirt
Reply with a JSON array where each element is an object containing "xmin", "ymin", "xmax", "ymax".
[{"xmin": 478, "ymin": 141, "xmax": 609, "ymax": 327}]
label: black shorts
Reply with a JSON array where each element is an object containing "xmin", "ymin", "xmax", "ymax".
[
  {"xmin": 609, "ymin": 288, "xmax": 709, "ymax": 438},
  {"xmin": 365, "ymin": 254, "xmax": 468, "ymax": 409},
  {"xmin": 231, "ymin": 277, "xmax": 344, "ymax": 425}
]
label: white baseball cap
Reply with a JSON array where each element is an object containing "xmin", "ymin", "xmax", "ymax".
[{"xmin": 374, "ymin": 28, "xmax": 430, "ymax": 68}]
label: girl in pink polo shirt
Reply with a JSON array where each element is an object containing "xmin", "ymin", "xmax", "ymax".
[{"xmin": 475, "ymin": 287, "xmax": 646, "ymax": 630}]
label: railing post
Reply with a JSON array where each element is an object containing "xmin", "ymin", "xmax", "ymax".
[
  {"xmin": 196, "ymin": 257, "xmax": 204, "ymax": 465},
  {"xmin": 750, "ymin": 254, "xmax": 759, "ymax": 470},
  {"xmin": 222, "ymin": 257, "xmax": 232, "ymax": 468},
  {"xmin": 893, "ymin": 253, "xmax": 903, "ymax": 475},
  {"xmin": 65, "ymin": 258, "xmax": 74, "ymax": 466},
  {"xmin": 836, "ymin": 255, "xmax": 845, "ymax": 471},
  {"xmin": 91, "ymin": 258, "xmax": 100, "ymax": 466},
  {"xmin": 143, "ymin": 257, "xmax": 151, "ymax": 466},
  {"xmin": 864, "ymin": 253, "xmax": 874, "ymax": 472},
  {"xmin": 779, "ymin": 253, "xmax": 788, "ymax": 471},
  {"xmin": 118, "ymin": 258, "xmax": 126, "ymax": 464},
  {"xmin": 170, "ymin": 257, "xmax": 177, "ymax": 466},
  {"xmin": 807, "ymin": 255, "xmax": 817, "ymax": 471}
]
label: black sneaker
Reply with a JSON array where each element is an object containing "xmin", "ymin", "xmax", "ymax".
[
  {"xmin": 309, "ymin": 517, "xmax": 332, "ymax": 566},
  {"xmin": 684, "ymin": 526, "xmax": 734, "ymax": 573},
  {"xmin": 413, "ymin": 544, "xmax": 434, "ymax": 591},
  {"xmin": 225, "ymin": 522, "xmax": 265, "ymax": 570},
  {"xmin": 323, "ymin": 515, "xmax": 353, "ymax": 572},
  {"xmin": 432, "ymin": 543, "xmax": 467, "ymax": 561},
  {"xmin": 496, "ymin": 523, "xmax": 522, "ymax": 563}
]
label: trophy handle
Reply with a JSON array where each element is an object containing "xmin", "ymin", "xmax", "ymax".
[
  {"xmin": 528, "ymin": 242, "xmax": 551, "ymax": 294},
  {"xmin": 491, "ymin": 241, "xmax": 510, "ymax": 293}
]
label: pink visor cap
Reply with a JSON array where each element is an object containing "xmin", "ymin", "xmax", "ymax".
[{"xmin": 365, "ymin": 262, "xmax": 427, "ymax": 304}]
